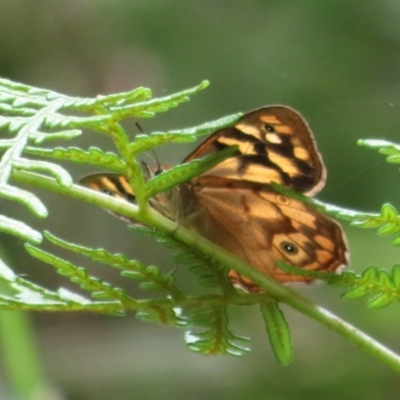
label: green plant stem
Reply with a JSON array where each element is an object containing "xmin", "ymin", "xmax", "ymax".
[
  {"xmin": 12, "ymin": 170, "xmax": 400, "ymax": 374},
  {"xmin": 0, "ymin": 312, "xmax": 50, "ymax": 400}
]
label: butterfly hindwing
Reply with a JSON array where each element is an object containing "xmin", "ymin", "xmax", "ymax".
[{"xmin": 182, "ymin": 176, "xmax": 348, "ymax": 289}]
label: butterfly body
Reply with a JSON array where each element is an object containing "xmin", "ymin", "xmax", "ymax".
[{"xmin": 81, "ymin": 106, "xmax": 348, "ymax": 291}]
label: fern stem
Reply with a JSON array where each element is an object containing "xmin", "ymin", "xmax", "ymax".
[
  {"xmin": 12, "ymin": 169, "xmax": 400, "ymax": 374},
  {"xmin": 0, "ymin": 312, "xmax": 51, "ymax": 399}
]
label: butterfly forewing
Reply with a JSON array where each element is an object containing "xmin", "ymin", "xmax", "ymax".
[{"xmin": 184, "ymin": 106, "xmax": 326, "ymax": 196}]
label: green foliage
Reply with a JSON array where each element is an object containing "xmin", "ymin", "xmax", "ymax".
[
  {"xmin": 144, "ymin": 144, "xmax": 238, "ymax": 198},
  {"xmin": 276, "ymin": 261, "xmax": 400, "ymax": 308},
  {"xmin": 339, "ymin": 266, "xmax": 400, "ymax": 308},
  {"xmin": 351, "ymin": 203, "xmax": 400, "ymax": 245},
  {"xmin": 25, "ymin": 243, "xmax": 133, "ymax": 312},
  {"xmin": 45, "ymin": 230, "xmax": 183, "ymax": 298},
  {"xmin": 185, "ymin": 305, "xmax": 251, "ymax": 356},
  {"xmin": 129, "ymin": 226, "xmax": 235, "ymax": 294},
  {"xmin": 260, "ymin": 301, "xmax": 293, "ymax": 366},
  {"xmin": 26, "ymin": 146, "xmax": 126, "ymax": 173},
  {"xmin": 358, "ymin": 139, "xmax": 400, "ymax": 167},
  {"xmin": 130, "ymin": 113, "xmax": 241, "ymax": 155},
  {"xmin": 1, "ymin": 77, "xmax": 400, "ymax": 370}
]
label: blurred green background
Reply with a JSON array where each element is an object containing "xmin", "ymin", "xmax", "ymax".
[{"xmin": 1, "ymin": 1, "xmax": 400, "ymax": 399}]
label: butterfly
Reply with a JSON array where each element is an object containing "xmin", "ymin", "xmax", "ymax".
[{"xmin": 80, "ymin": 106, "xmax": 349, "ymax": 292}]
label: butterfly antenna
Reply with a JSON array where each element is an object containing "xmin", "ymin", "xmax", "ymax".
[
  {"xmin": 134, "ymin": 121, "xmax": 144, "ymax": 133},
  {"xmin": 141, "ymin": 150, "xmax": 163, "ymax": 177},
  {"xmin": 152, "ymin": 151, "xmax": 163, "ymax": 176},
  {"xmin": 134, "ymin": 122, "xmax": 164, "ymax": 177}
]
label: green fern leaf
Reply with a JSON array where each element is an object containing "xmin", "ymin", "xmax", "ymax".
[
  {"xmin": 260, "ymin": 301, "xmax": 293, "ymax": 366},
  {"xmin": 185, "ymin": 305, "xmax": 250, "ymax": 356}
]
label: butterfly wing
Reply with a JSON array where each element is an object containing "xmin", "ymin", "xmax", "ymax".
[
  {"xmin": 79, "ymin": 173, "xmax": 177, "ymax": 221},
  {"xmin": 184, "ymin": 106, "xmax": 326, "ymax": 196},
  {"xmin": 182, "ymin": 176, "xmax": 348, "ymax": 290}
]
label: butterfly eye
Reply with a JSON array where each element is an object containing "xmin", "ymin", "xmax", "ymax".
[
  {"xmin": 264, "ymin": 124, "xmax": 275, "ymax": 133},
  {"xmin": 279, "ymin": 241, "xmax": 299, "ymax": 255}
]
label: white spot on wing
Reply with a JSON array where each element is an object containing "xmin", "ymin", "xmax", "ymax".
[{"xmin": 265, "ymin": 133, "xmax": 282, "ymax": 144}]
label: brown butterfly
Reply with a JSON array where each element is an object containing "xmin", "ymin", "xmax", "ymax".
[{"xmin": 80, "ymin": 106, "xmax": 349, "ymax": 292}]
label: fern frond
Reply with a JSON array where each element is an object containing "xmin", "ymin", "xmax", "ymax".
[
  {"xmin": 260, "ymin": 301, "xmax": 293, "ymax": 365},
  {"xmin": 340, "ymin": 265, "xmax": 400, "ymax": 308},
  {"xmin": 185, "ymin": 305, "xmax": 250, "ymax": 356},
  {"xmin": 351, "ymin": 203, "xmax": 400, "ymax": 245},
  {"xmin": 25, "ymin": 243, "xmax": 135, "ymax": 310},
  {"xmin": 0, "ymin": 78, "xmax": 211, "ymax": 252},
  {"xmin": 43, "ymin": 231, "xmax": 184, "ymax": 299},
  {"xmin": 25, "ymin": 146, "xmax": 126, "ymax": 173},
  {"xmin": 129, "ymin": 225, "xmax": 235, "ymax": 294},
  {"xmin": 130, "ymin": 112, "xmax": 241, "ymax": 155},
  {"xmin": 144, "ymin": 145, "xmax": 238, "ymax": 198},
  {"xmin": 2, "ymin": 77, "xmax": 400, "ymax": 369},
  {"xmin": 106, "ymin": 80, "xmax": 209, "ymax": 119},
  {"xmin": 136, "ymin": 306, "xmax": 188, "ymax": 326},
  {"xmin": 358, "ymin": 139, "xmax": 400, "ymax": 167},
  {"xmin": 276, "ymin": 260, "xmax": 400, "ymax": 308}
]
